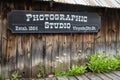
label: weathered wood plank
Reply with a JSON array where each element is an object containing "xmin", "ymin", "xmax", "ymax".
[
  {"xmin": 51, "ymin": 77, "xmax": 57, "ymax": 80},
  {"xmin": 85, "ymin": 72, "xmax": 102, "ymax": 80},
  {"xmin": 68, "ymin": 76, "xmax": 77, "ymax": 80},
  {"xmin": 31, "ymin": 34, "xmax": 45, "ymax": 77},
  {"xmin": 110, "ymin": 10, "xmax": 117, "ymax": 55},
  {"xmin": 107, "ymin": 10, "xmax": 117, "ymax": 55},
  {"xmin": 45, "ymin": 34, "xmax": 53, "ymax": 75},
  {"xmin": 2, "ymin": 18, "xmax": 9, "ymax": 78},
  {"xmin": 94, "ymin": 11, "xmax": 106, "ymax": 54},
  {"xmin": 40, "ymin": 79, "xmax": 45, "ymax": 80},
  {"xmin": 83, "ymin": 33, "xmax": 94, "ymax": 58},
  {"xmin": 16, "ymin": 35, "xmax": 25, "ymax": 77},
  {"xmin": 45, "ymin": 77, "xmax": 52, "ymax": 80},
  {"xmin": 45, "ymin": 77, "xmax": 57, "ymax": 80},
  {"xmin": 31, "ymin": 35, "xmax": 43, "ymax": 77},
  {"xmin": 76, "ymin": 74, "xmax": 91, "ymax": 80},
  {"xmin": 63, "ymin": 34, "xmax": 71, "ymax": 71},
  {"xmin": 105, "ymin": 10, "xmax": 116, "ymax": 56},
  {"xmin": 104, "ymin": 72, "xmax": 120, "ymax": 80},
  {"xmin": 75, "ymin": 76, "xmax": 84, "ymax": 80},
  {"xmin": 21, "ymin": 34, "xmax": 32, "ymax": 78},
  {"xmin": 57, "ymin": 76, "xmax": 69, "ymax": 80},
  {"xmin": 96, "ymin": 73, "xmax": 112, "ymax": 80},
  {"xmin": 112, "ymin": 71, "xmax": 120, "ymax": 77},
  {"xmin": 80, "ymin": 75, "xmax": 89, "ymax": 80},
  {"xmin": 116, "ymin": 10, "xmax": 120, "ymax": 55},
  {"xmin": 71, "ymin": 34, "xmax": 83, "ymax": 66},
  {"xmin": 58, "ymin": 34, "xmax": 64, "ymax": 72},
  {"xmin": 51, "ymin": 34, "xmax": 58, "ymax": 74},
  {"xmin": 0, "ymin": 2, "xmax": 2, "ymax": 76},
  {"xmin": 58, "ymin": 34, "xmax": 71, "ymax": 72}
]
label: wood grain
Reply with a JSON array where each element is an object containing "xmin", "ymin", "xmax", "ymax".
[
  {"xmin": 112, "ymin": 71, "xmax": 120, "ymax": 77},
  {"xmin": 45, "ymin": 34, "xmax": 53, "ymax": 75},
  {"xmin": 0, "ymin": 2, "xmax": 2, "ymax": 76},
  {"xmin": 71, "ymin": 33, "xmax": 83, "ymax": 66},
  {"xmin": 85, "ymin": 72, "xmax": 102, "ymax": 80},
  {"xmin": 96, "ymin": 73, "xmax": 112, "ymax": 80},
  {"xmin": 57, "ymin": 76, "xmax": 69, "ymax": 80},
  {"xmin": 94, "ymin": 10, "xmax": 106, "ymax": 54},
  {"xmin": 68, "ymin": 76, "xmax": 77, "ymax": 80},
  {"xmin": 2, "ymin": 18, "xmax": 8, "ymax": 77},
  {"xmin": 51, "ymin": 34, "xmax": 58, "ymax": 74},
  {"xmin": 58, "ymin": 34, "xmax": 71, "ymax": 72},
  {"xmin": 104, "ymin": 72, "xmax": 120, "ymax": 80},
  {"xmin": 117, "ymin": 10, "xmax": 120, "ymax": 55},
  {"xmin": 80, "ymin": 75, "xmax": 89, "ymax": 80}
]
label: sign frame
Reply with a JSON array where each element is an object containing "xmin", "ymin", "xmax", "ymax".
[{"xmin": 8, "ymin": 10, "xmax": 101, "ymax": 33}]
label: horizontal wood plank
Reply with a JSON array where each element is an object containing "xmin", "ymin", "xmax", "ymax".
[
  {"xmin": 85, "ymin": 72, "xmax": 102, "ymax": 80},
  {"xmin": 96, "ymin": 73, "xmax": 112, "ymax": 80},
  {"xmin": 104, "ymin": 72, "xmax": 120, "ymax": 80},
  {"xmin": 68, "ymin": 76, "xmax": 77, "ymax": 80},
  {"xmin": 75, "ymin": 76, "xmax": 84, "ymax": 80},
  {"xmin": 57, "ymin": 76, "xmax": 69, "ymax": 80},
  {"xmin": 112, "ymin": 71, "xmax": 120, "ymax": 77}
]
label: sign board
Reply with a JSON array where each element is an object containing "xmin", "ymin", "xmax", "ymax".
[{"xmin": 8, "ymin": 10, "xmax": 101, "ymax": 33}]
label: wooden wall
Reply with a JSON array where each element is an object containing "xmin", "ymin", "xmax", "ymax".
[{"xmin": 0, "ymin": 1, "xmax": 120, "ymax": 78}]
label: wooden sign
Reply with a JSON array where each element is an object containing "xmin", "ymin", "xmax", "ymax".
[{"xmin": 8, "ymin": 10, "xmax": 101, "ymax": 33}]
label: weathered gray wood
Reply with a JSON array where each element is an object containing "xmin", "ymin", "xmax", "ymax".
[
  {"xmin": 0, "ymin": 2, "xmax": 2, "ymax": 76},
  {"xmin": 3, "ymin": 18, "xmax": 9, "ymax": 78},
  {"xmin": 85, "ymin": 72, "xmax": 102, "ymax": 80},
  {"xmin": 16, "ymin": 35, "xmax": 25, "ymax": 77},
  {"xmin": 40, "ymin": 79, "xmax": 45, "ymax": 80},
  {"xmin": 71, "ymin": 34, "xmax": 83, "ymax": 66},
  {"xmin": 77, "ymin": 75, "xmax": 89, "ymax": 80},
  {"xmin": 58, "ymin": 34, "xmax": 71, "ymax": 72},
  {"xmin": 51, "ymin": 77, "xmax": 57, "ymax": 80},
  {"xmin": 94, "ymin": 12, "xmax": 106, "ymax": 54},
  {"xmin": 64, "ymin": 34, "xmax": 71, "ymax": 71},
  {"xmin": 45, "ymin": 34, "xmax": 53, "ymax": 75},
  {"xmin": 45, "ymin": 77, "xmax": 57, "ymax": 80},
  {"xmin": 116, "ymin": 10, "xmax": 120, "ymax": 55},
  {"xmin": 58, "ymin": 34, "xmax": 64, "ymax": 72},
  {"xmin": 112, "ymin": 71, "xmax": 120, "ymax": 77},
  {"xmin": 22, "ymin": 34, "xmax": 32, "ymax": 78},
  {"xmin": 83, "ymin": 33, "xmax": 94, "ymax": 58},
  {"xmin": 45, "ymin": 77, "xmax": 52, "ymax": 80},
  {"xmin": 108, "ymin": 12, "xmax": 117, "ymax": 55},
  {"xmin": 96, "ymin": 73, "xmax": 112, "ymax": 80},
  {"xmin": 68, "ymin": 76, "xmax": 77, "ymax": 80},
  {"xmin": 57, "ymin": 76, "xmax": 69, "ymax": 80},
  {"xmin": 31, "ymin": 34, "xmax": 44, "ymax": 77},
  {"xmin": 75, "ymin": 76, "xmax": 84, "ymax": 80},
  {"xmin": 51, "ymin": 34, "xmax": 59, "ymax": 73},
  {"xmin": 105, "ymin": 11, "xmax": 116, "ymax": 56},
  {"xmin": 104, "ymin": 72, "xmax": 120, "ymax": 80}
]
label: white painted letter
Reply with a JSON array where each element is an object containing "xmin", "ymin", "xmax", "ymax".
[
  {"xmin": 26, "ymin": 14, "xmax": 32, "ymax": 21},
  {"xmin": 45, "ymin": 22, "xmax": 49, "ymax": 29},
  {"xmin": 33, "ymin": 15, "xmax": 39, "ymax": 21}
]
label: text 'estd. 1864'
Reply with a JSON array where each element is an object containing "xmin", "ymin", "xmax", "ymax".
[{"xmin": 8, "ymin": 10, "xmax": 101, "ymax": 33}]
